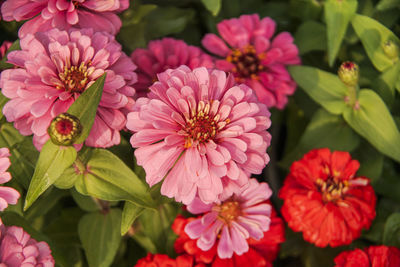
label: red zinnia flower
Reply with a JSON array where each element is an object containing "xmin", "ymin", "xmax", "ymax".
[
  {"xmin": 134, "ymin": 253, "xmax": 203, "ymax": 267},
  {"xmin": 279, "ymin": 148, "xmax": 376, "ymax": 247},
  {"xmin": 334, "ymin": 245, "xmax": 400, "ymax": 267},
  {"xmin": 172, "ymin": 205, "xmax": 285, "ymax": 267}
]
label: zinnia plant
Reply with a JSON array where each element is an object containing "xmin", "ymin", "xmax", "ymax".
[{"xmin": 0, "ymin": 0, "xmax": 399, "ymax": 266}]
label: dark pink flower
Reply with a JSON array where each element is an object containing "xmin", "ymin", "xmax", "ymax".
[
  {"xmin": 1, "ymin": 0, "xmax": 129, "ymax": 37},
  {"xmin": 202, "ymin": 14, "xmax": 300, "ymax": 109},
  {"xmin": 0, "ymin": 148, "xmax": 19, "ymax": 211},
  {"xmin": 0, "ymin": 221, "xmax": 54, "ymax": 267},
  {"xmin": 184, "ymin": 179, "xmax": 272, "ymax": 259},
  {"xmin": 131, "ymin": 37, "xmax": 214, "ymax": 97},
  {"xmin": 127, "ymin": 66, "xmax": 271, "ymax": 205},
  {"xmin": 0, "ymin": 28, "xmax": 137, "ymax": 150}
]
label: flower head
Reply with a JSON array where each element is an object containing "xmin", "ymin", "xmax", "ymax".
[
  {"xmin": 47, "ymin": 113, "xmax": 82, "ymax": 146},
  {"xmin": 279, "ymin": 148, "xmax": 376, "ymax": 247},
  {"xmin": 131, "ymin": 38, "xmax": 214, "ymax": 97},
  {"xmin": 0, "ymin": 148, "xmax": 20, "ymax": 211},
  {"xmin": 334, "ymin": 245, "xmax": 400, "ymax": 267},
  {"xmin": 0, "ymin": 221, "xmax": 54, "ymax": 267},
  {"xmin": 127, "ymin": 66, "xmax": 271, "ymax": 205},
  {"xmin": 183, "ymin": 179, "xmax": 272, "ymax": 259},
  {"xmin": 173, "ymin": 203, "xmax": 284, "ymax": 267},
  {"xmin": 0, "ymin": 28, "xmax": 137, "ymax": 150},
  {"xmin": 1, "ymin": 0, "xmax": 129, "ymax": 37},
  {"xmin": 135, "ymin": 253, "xmax": 195, "ymax": 267},
  {"xmin": 202, "ymin": 14, "xmax": 300, "ymax": 109},
  {"xmin": 338, "ymin": 61, "xmax": 359, "ymax": 87}
]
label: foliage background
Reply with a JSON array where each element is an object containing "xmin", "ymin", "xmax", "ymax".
[{"xmin": 1, "ymin": 0, "xmax": 400, "ymax": 266}]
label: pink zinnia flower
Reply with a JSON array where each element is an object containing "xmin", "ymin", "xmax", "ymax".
[
  {"xmin": 0, "ymin": 148, "xmax": 19, "ymax": 211},
  {"xmin": 202, "ymin": 14, "xmax": 300, "ymax": 109},
  {"xmin": 131, "ymin": 37, "xmax": 214, "ymax": 97},
  {"xmin": 0, "ymin": 28, "xmax": 137, "ymax": 150},
  {"xmin": 184, "ymin": 178, "xmax": 272, "ymax": 259},
  {"xmin": 1, "ymin": 0, "xmax": 129, "ymax": 38},
  {"xmin": 127, "ymin": 66, "xmax": 271, "ymax": 205},
  {"xmin": 0, "ymin": 221, "xmax": 54, "ymax": 267}
]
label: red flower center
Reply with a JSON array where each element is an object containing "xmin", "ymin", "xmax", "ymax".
[
  {"xmin": 183, "ymin": 101, "xmax": 229, "ymax": 148},
  {"xmin": 342, "ymin": 61, "xmax": 355, "ymax": 70},
  {"xmin": 59, "ymin": 62, "xmax": 90, "ymax": 93},
  {"xmin": 316, "ymin": 177, "xmax": 349, "ymax": 202},
  {"xmin": 55, "ymin": 119, "xmax": 74, "ymax": 135},
  {"xmin": 217, "ymin": 200, "xmax": 241, "ymax": 224},
  {"xmin": 227, "ymin": 45, "xmax": 265, "ymax": 82}
]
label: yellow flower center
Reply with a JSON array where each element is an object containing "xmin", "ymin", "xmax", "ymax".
[
  {"xmin": 316, "ymin": 177, "xmax": 349, "ymax": 202},
  {"xmin": 217, "ymin": 201, "xmax": 241, "ymax": 224},
  {"xmin": 59, "ymin": 62, "xmax": 91, "ymax": 93},
  {"xmin": 226, "ymin": 45, "xmax": 265, "ymax": 82}
]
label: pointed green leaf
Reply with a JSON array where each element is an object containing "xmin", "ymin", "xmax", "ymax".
[
  {"xmin": 71, "ymin": 188, "xmax": 101, "ymax": 212},
  {"xmin": 383, "ymin": 213, "xmax": 400, "ymax": 247},
  {"xmin": 376, "ymin": 0, "xmax": 400, "ymax": 11},
  {"xmin": 121, "ymin": 202, "xmax": 144, "ymax": 235},
  {"xmin": 67, "ymin": 73, "xmax": 106, "ymax": 144},
  {"xmin": 201, "ymin": 0, "xmax": 222, "ymax": 16},
  {"xmin": 289, "ymin": 65, "xmax": 348, "ymax": 114},
  {"xmin": 74, "ymin": 149, "xmax": 156, "ymax": 209},
  {"xmin": 24, "ymin": 141, "xmax": 77, "ymax": 210},
  {"xmin": 351, "ymin": 14, "xmax": 400, "ymax": 71},
  {"xmin": 343, "ymin": 89, "xmax": 400, "ymax": 162},
  {"xmin": 324, "ymin": 0, "xmax": 357, "ymax": 66},
  {"xmin": 295, "ymin": 21, "xmax": 326, "ymax": 55},
  {"xmin": 78, "ymin": 209, "xmax": 122, "ymax": 267},
  {"xmin": 281, "ymin": 109, "xmax": 360, "ymax": 168}
]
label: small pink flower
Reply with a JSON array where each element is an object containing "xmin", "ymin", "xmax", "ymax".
[
  {"xmin": 131, "ymin": 37, "xmax": 214, "ymax": 98},
  {"xmin": 0, "ymin": 148, "xmax": 19, "ymax": 211},
  {"xmin": 0, "ymin": 28, "xmax": 137, "ymax": 150},
  {"xmin": 184, "ymin": 178, "xmax": 272, "ymax": 259},
  {"xmin": 127, "ymin": 66, "xmax": 271, "ymax": 205},
  {"xmin": 0, "ymin": 221, "xmax": 54, "ymax": 267},
  {"xmin": 1, "ymin": 0, "xmax": 129, "ymax": 38},
  {"xmin": 202, "ymin": 14, "xmax": 300, "ymax": 109},
  {"xmin": 0, "ymin": 41, "xmax": 12, "ymax": 60}
]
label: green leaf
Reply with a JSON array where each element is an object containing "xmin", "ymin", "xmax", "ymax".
[
  {"xmin": 376, "ymin": 0, "xmax": 400, "ymax": 10},
  {"xmin": 373, "ymin": 160, "xmax": 400, "ymax": 202},
  {"xmin": 25, "ymin": 188, "xmax": 69, "ymax": 221},
  {"xmin": 280, "ymin": 109, "xmax": 360, "ymax": 168},
  {"xmin": 0, "ymin": 123, "xmax": 38, "ymax": 189},
  {"xmin": 324, "ymin": 0, "xmax": 357, "ymax": 66},
  {"xmin": 343, "ymin": 89, "xmax": 400, "ymax": 162},
  {"xmin": 288, "ymin": 65, "xmax": 348, "ymax": 114},
  {"xmin": 351, "ymin": 14, "xmax": 400, "ymax": 71},
  {"xmin": 372, "ymin": 61, "xmax": 400, "ymax": 106},
  {"xmin": 67, "ymin": 73, "xmax": 106, "ymax": 144},
  {"xmin": 71, "ymin": 188, "xmax": 101, "ymax": 212},
  {"xmin": 24, "ymin": 141, "xmax": 77, "ymax": 210},
  {"xmin": 53, "ymin": 165, "xmax": 81, "ymax": 189},
  {"xmin": 74, "ymin": 149, "xmax": 156, "ymax": 209},
  {"xmin": 383, "ymin": 213, "xmax": 400, "ymax": 247},
  {"xmin": 145, "ymin": 7, "xmax": 195, "ymax": 39},
  {"xmin": 294, "ymin": 21, "xmax": 326, "ymax": 55},
  {"xmin": 201, "ymin": 0, "xmax": 222, "ymax": 16},
  {"xmin": 121, "ymin": 202, "xmax": 144, "ymax": 235},
  {"xmin": 78, "ymin": 209, "xmax": 122, "ymax": 267}
]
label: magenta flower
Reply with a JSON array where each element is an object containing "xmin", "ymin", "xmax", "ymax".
[
  {"xmin": 202, "ymin": 14, "xmax": 300, "ymax": 109},
  {"xmin": 0, "ymin": 28, "xmax": 137, "ymax": 150},
  {"xmin": 127, "ymin": 66, "xmax": 271, "ymax": 205},
  {"xmin": 0, "ymin": 222, "xmax": 54, "ymax": 266},
  {"xmin": 0, "ymin": 41, "xmax": 12, "ymax": 60},
  {"xmin": 0, "ymin": 148, "xmax": 19, "ymax": 211},
  {"xmin": 184, "ymin": 178, "xmax": 272, "ymax": 259},
  {"xmin": 131, "ymin": 37, "xmax": 214, "ymax": 97},
  {"xmin": 1, "ymin": 0, "xmax": 129, "ymax": 38}
]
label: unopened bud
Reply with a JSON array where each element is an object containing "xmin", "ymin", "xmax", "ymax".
[
  {"xmin": 48, "ymin": 113, "xmax": 82, "ymax": 146},
  {"xmin": 383, "ymin": 40, "xmax": 399, "ymax": 60},
  {"xmin": 338, "ymin": 61, "xmax": 359, "ymax": 87}
]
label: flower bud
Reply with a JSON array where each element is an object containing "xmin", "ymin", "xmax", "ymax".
[
  {"xmin": 47, "ymin": 113, "xmax": 82, "ymax": 146},
  {"xmin": 338, "ymin": 61, "xmax": 359, "ymax": 87},
  {"xmin": 383, "ymin": 40, "xmax": 399, "ymax": 60}
]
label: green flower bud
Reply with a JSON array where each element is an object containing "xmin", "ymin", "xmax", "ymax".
[
  {"xmin": 338, "ymin": 61, "xmax": 359, "ymax": 87},
  {"xmin": 383, "ymin": 40, "xmax": 399, "ymax": 60},
  {"xmin": 48, "ymin": 113, "xmax": 82, "ymax": 146}
]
